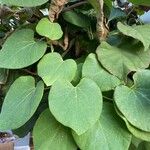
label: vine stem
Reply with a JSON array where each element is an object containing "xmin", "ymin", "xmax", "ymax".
[
  {"xmin": 97, "ymin": 0, "xmax": 109, "ymax": 41},
  {"xmin": 21, "ymin": 69, "xmax": 37, "ymax": 76},
  {"xmin": 62, "ymin": 1, "xmax": 88, "ymax": 12}
]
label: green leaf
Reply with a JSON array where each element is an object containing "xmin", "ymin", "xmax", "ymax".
[
  {"xmin": 33, "ymin": 109, "xmax": 77, "ymax": 150},
  {"xmin": 114, "ymin": 70, "xmax": 150, "ymax": 132},
  {"xmin": 115, "ymin": 105, "xmax": 150, "ymax": 142},
  {"xmin": 63, "ymin": 10, "xmax": 91, "ymax": 28},
  {"xmin": 0, "ymin": 0, "xmax": 49, "ymax": 7},
  {"xmin": 118, "ymin": 22, "xmax": 150, "ymax": 51},
  {"xmin": 82, "ymin": 53, "xmax": 121, "ymax": 91},
  {"xmin": 88, "ymin": 0, "xmax": 99, "ymax": 13},
  {"xmin": 38, "ymin": 53, "xmax": 77, "ymax": 86},
  {"xmin": 72, "ymin": 63, "xmax": 83, "ymax": 85},
  {"xmin": 0, "ymin": 76, "xmax": 44, "ymax": 130},
  {"xmin": 129, "ymin": 0, "xmax": 150, "ymax": 6},
  {"xmin": 0, "ymin": 68, "xmax": 8, "ymax": 84},
  {"xmin": 73, "ymin": 103, "xmax": 132, "ymax": 150},
  {"xmin": 96, "ymin": 41, "xmax": 150, "ymax": 80},
  {"xmin": 0, "ymin": 29, "xmax": 47, "ymax": 69},
  {"xmin": 88, "ymin": 0, "xmax": 112, "ymax": 13},
  {"xmin": 36, "ymin": 18, "xmax": 63, "ymax": 40},
  {"xmin": 138, "ymin": 141, "xmax": 150, "ymax": 150},
  {"xmin": 108, "ymin": 8, "xmax": 126, "ymax": 22},
  {"xmin": 48, "ymin": 78, "xmax": 103, "ymax": 135}
]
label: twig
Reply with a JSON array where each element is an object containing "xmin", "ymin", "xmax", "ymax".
[
  {"xmin": 21, "ymin": 69, "xmax": 37, "ymax": 76},
  {"xmin": 103, "ymin": 96, "xmax": 113, "ymax": 101},
  {"xmin": 62, "ymin": 1, "xmax": 88, "ymax": 12}
]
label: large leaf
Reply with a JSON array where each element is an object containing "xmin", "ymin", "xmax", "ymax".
[
  {"xmin": 114, "ymin": 70, "xmax": 150, "ymax": 132},
  {"xmin": 118, "ymin": 22, "xmax": 150, "ymax": 51},
  {"xmin": 33, "ymin": 109, "xmax": 77, "ymax": 150},
  {"xmin": 82, "ymin": 53, "xmax": 121, "ymax": 91},
  {"xmin": 96, "ymin": 41, "xmax": 150, "ymax": 80},
  {"xmin": 129, "ymin": 0, "xmax": 150, "ymax": 6},
  {"xmin": 38, "ymin": 53, "xmax": 77, "ymax": 86},
  {"xmin": 115, "ymin": 105, "xmax": 150, "ymax": 142},
  {"xmin": 36, "ymin": 18, "xmax": 63, "ymax": 40},
  {"xmin": 48, "ymin": 78, "xmax": 103, "ymax": 135},
  {"xmin": 73, "ymin": 103, "xmax": 132, "ymax": 150},
  {"xmin": 0, "ymin": 76, "xmax": 44, "ymax": 130},
  {"xmin": 0, "ymin": 0, "xmax": 49, "ymax": 7},
  {"xmin": 0, "ymin": 29, "xmax": 47, "ymax": 69}
]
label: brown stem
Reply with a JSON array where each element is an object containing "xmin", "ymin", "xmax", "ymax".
[
  {"xmin": 96, "ymin": 0, "xmax": 109, "ymax": 41},
  {"xmin": 21, "ymin": 69, "xmax": 37, "ymax": 76},
  {"xmin": 49, "ymin": 0, "xmax": 68, "ymax": 22},
  {"xmin": 62, "ymin": 1, "xmax": 88, "ymax": 12}
]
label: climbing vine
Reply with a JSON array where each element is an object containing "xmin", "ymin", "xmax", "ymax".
[{"xmin": 0, "ymin": 0, "xmax": 150, "ymax": 149}]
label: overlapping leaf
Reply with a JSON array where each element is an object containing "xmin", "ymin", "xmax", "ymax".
[
  {"xmin": 0, "ymin": 0, "xmax": 49, "ymax": 7},
  {"xmin": 118, "ymin": 22, "xmax": 150, "ymax": 51},
  {"xmin": 73, "ymin": 103, "xmax": 132, "ymax": 150},
  {"xmin": 33, "ymin": 109, "xmax": 77, "ymax": 150},
  {"xmin": 0, "ymin": 76, "xmax": 44, "ymax": 130},
  {"xmin": 36, "ymin": 18, "xmax": 63, "ymax": 40},
  {"xmin": 114, "ymin": 70, "xmax": 150, "ymax": 132},
  {"xmin": 48, "ymin": 78, "xmax": 103, "ymax": 135},
  {"xmin": 82, "ymin": 53, "xmax": 121, "ymax": 91},
  {"xmin": 96, "ymin": 41, "xmax": 150, "ymax": 80},
  {"xmin": 115, "ymin": 105, "xmax": 150, "ymax": 142},
  {"xmin": 38, "ymin": 52, "xmax": 77, "ymax": 86},
  {"xmin": 0, "ymin": 29, "xmax": 47, "ymax": 69}
]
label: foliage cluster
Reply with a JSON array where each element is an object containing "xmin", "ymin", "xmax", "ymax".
[{"xmin": 0, "ymin": 0, "xmax": 150, "ymax": 149}]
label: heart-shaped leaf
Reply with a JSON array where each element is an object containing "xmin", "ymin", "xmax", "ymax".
[
  {"xmin": 33, "ymin": 109, "xmax": 77, "ymax": 150},
  {"xmin": 96, "ymin": 41, "xmax": 150, "ymax": 80},
  {"xmin": 115, "ymin": 105, "xmax": 150, "ymax": 142},
  {"xmin": 0, "ymin": 0, "xmax": 49, "ymax": 7},
  {"xmin": 48, "ymin": 78, "xmax": 103, "ymax": 135},
  {"xmin": 73, "ymin": 103, "xmax": 132, "ymax": 150},
  {"xmin": 36, "ymin": 18, "xmax": 63, "ymax": 40},
  {"xmin": 0, "ymin": 76, "xmax": 44, "ymax": 130},
  {"xmin": 118, "ymin": 22, "xmax": 150, "ymax": 51},
  {"xmin": 0, "ymin": 29, "xmax": 47, "ymax": 69},
  {"xmin": 38, "ymin": 52, "xmax": 77, "ymax": 86},
  {"xmin": 82, "ymin": 53, "xmax": 121, "ymax": 91},
  {"xmin": 114, "ymin": 70, "xmax": 150, "ymax": 132}
]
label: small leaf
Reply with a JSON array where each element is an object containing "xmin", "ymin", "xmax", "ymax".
[
  {"xmin": 36, "ymin": 18, "xmax": 63, "ymax": 40},
  {"xmin": 73, "ymin": 103, "xmax": 132, "ymax": 150},
  {"xmin": 82, "ymin": 53, "xmax": 121, "ymax": 91},
  {"xmin": 96, "ymin": 41, "xmax": 150, "ymax": 80},
  {"xmin": 0, "ymin": 0, "xmax": 49, "ymax": 7},
  {"xmin": 114, "ymin": 70, "xmax": 150, "ymax": 132},
  {"xmin": 0, "ymin": 76, "xmax": 44, "ymax": 130},
  {"xmin": 33, "ymin": 109, "xmax": 77, "ymax": 150},
  {"xmin": 49, "ymin": 78, "xmax": 103, "ymax": 135},
  {"xmin": 38, "ymin": 52, "xmax": 77, "ymax": 86},
  {"xmin": 109, "ymin": 7, "xmax": 126, "ymax": 22},
  {"xmin": 0, "ymin": 29, "xmax": 47, "ymax": 69},
  {"xmin": 63, "ymin": 10, "xmax": 91, "ymax": 28},
  {"xmin": 118, "ymin": 22, "xmax": 150, "ymax": 51}
]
